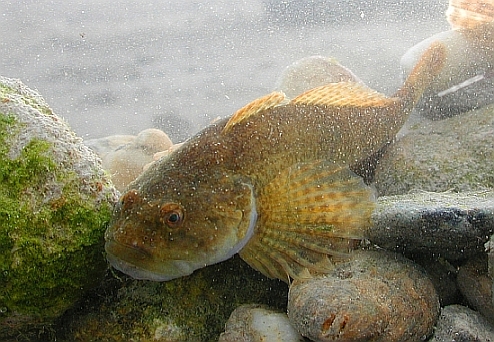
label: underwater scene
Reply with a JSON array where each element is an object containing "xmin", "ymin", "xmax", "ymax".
[{"xmin": 1, "ymin": 0, "xmax": 494, "ymax": 340}]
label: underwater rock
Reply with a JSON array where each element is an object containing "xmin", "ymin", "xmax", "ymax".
[
  {"xmin": 0, "ymin": 77, "xmax": 118, "ymax": 339},
  {"xmin": 84, "ymin": 134, "xmax": 135, "ymax": 158},
  {"xmin": 275, "ymin": 55, "xmax": 364, "ymax": 98},
  {"xmin": 287, "ymin": 250, "xmax": 440, "ymax": 342},
  {"xmin": 487, "ymin": 235, "xmax": 494, "ymax": 310},
  {"xmin": 55, "ymin": 255, "xmax": 288, "ymax": 341},
  {"xmin": 415, "ymin": 258, "xmax": 461, "ymax": 307},
  {"xmin": 219, "ymin": 304, "xmax": 304, "ymax": 342},
  {"xmin": 401, "ymin": 30, "xmax": 494, "ymax": 119},
  {"xmin": 142, "ymin": 141, "xmax": 184, "ymax": 172},
  {"xmin": 374, "ymin": 103, "xmax": 494, "ymax": 196},
  {"xmin": 401, "ymin": 0, "xmax": 494, "ymax": 119},
  {"xmin": 457, "ymin": 255, "xmax": 494, "ymax": 325},
  {"xmin": 429, "ymin": 305, "xmax": 494, "ymax": 342},
  {"xmin": 369, "ymin": 191, "xmax": 494, "ymax": 260},
  {"xmin": 86, "ymin": 128, "xmax": 173, "ymax": 192}
]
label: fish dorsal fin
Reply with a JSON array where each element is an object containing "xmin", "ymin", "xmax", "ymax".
[
  {"xmin": 290, "ymin": 82, "xmax": 396, "ymax": 108},
  {"xmin": 222, "ymin": 91, "xmax": 287, "ymax": 134},
  {"xmin": 238, "ymin": 161, "xmax": 375, "ymax": 283}
]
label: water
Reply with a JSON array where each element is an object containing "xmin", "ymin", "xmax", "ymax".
[{"xmin": 1, "ymin": 0, "xmax": 449, "ymax": 141}]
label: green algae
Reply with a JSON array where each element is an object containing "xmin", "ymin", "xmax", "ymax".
[
  {"xmin": 0, "ymin": 109, "xmax": 113, "ymax": 336},
  {"xmin": 57, "ymin": 255, "xmax": 288, "ymax": 342}
]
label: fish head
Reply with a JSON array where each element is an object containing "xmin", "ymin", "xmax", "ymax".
[{"xmin": 104, "ymin": 166, "xmax": 257, "ymax": 281}]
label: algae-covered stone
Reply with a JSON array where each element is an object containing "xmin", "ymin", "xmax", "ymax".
[
  {"xmin": 56, "ymin": 255, "xmax": 287, "ymax": 341},
  {"xmin": 374, "ymin": 103, "xmax": 494, "ymax": 196},
  {"xmin": 0, "ymin": 77, "xmax": 118, "ymax": 338}
]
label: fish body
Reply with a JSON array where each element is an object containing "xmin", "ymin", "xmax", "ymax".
[{"xmin": 105, "ymin": 42, "xmax": 446, "ymax": 282}]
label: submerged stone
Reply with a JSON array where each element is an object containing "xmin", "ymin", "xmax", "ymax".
[
  {"xmin": 219, "ymin": 304, "xmax": 304, "ymax": 342},
  {"xmin": 457, "ymin": 255, "xmax": 494, "ymax": 326},
  {"xmin": 0, "ymin": 77, "xmax": 118, "ymax": 339},
  {"xmin": 275, "ymin": 55, "xmax": 364, "ymax": 99},
  {"xmin": 86, "ymin": 128, "xmax": 173, "ymax": 192},
  {"xmin": 401, "ymin": 29, "xmax": 494, "ymax": 119},
  {"xmin": 287, "ymin": 250, "xmax": 440, "ymax": 342},
  {"xmin": 429, "ymin": 305, "xmax": 494, "ymax": 342},
  {"xmin": 369, "ymin": 191, "xmax": 494, "ymax": 260},
  {"xmin": 55, "ymin": 255, "xmax": 288, "ymax": 341},
  {"xmin": 375, "ymin": 104, "xmax": 494, "ymax": 196}
]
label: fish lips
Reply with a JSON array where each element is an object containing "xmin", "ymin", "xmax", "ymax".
[{"xmin": 105, "ymin": 239, "xmax": 196, "ymax": 281}]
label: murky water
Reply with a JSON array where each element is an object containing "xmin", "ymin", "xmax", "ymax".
[{"xmin": 1, "ymin": 0, "xmax": 448, "ymax": 141}]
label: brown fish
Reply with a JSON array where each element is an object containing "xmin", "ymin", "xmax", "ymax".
[{"xmin": 105, "ymin": 42, "xmax": 446, "ymax": 283}]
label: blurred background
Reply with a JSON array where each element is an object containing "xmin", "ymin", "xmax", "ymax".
[{"xmin": 1, "ymin": 0, "xmax": 449, "ymax": 142}]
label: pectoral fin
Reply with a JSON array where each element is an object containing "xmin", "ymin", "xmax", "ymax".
[{"xmin": 239, "ymin": 161, "xmax": 374, "ymax": 282}]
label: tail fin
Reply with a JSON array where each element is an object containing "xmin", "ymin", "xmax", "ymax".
[{"xmin": 393, "ymin": 41, "xmax": 447, "ymax": 111}]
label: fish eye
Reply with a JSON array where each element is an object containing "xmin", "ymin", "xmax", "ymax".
[{"xmin": 160, "ymin": 203, "xmax": 185, "ymax": 228}]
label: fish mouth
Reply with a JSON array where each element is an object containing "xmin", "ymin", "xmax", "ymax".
[{"xmin": 105, "ymin": 240, "xmax": 194, "ymax": 281}]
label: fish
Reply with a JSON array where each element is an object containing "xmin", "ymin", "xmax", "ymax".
[{"xmin": 105, "ymin": 42, "xmax": 447, "ymax": 283}]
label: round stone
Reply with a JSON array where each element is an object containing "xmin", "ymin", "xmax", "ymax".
[{"xmin": 287, "ymin": 250, "xmax": 440, "ymax": 342}]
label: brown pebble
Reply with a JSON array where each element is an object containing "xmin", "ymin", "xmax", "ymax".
[
  {"xmin": 457, "ymin": 255, "xmax": 494, "ymax": 325},
  {"xmin": 287, "ymin": 250, "xmax": 440, "ymax": 342}
]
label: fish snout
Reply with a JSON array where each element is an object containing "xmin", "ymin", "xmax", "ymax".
[{"xmin": 105, "ymin": 238, "xmax": 199, "ymax": 281}]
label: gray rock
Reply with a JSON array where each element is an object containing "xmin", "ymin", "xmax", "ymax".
[
  {"xmin": 287, "ymin": 250, "xmax": 439, "ymax": 342},
  {"xmin": 401, "ymin": 29, "xmax": 494, "ymax": 119},
  {"xmin": 429, "ymin": 305, "xmax": 494, "ymax": 342},
  {"xmin": 374, "ymin": 104, "xmax": 494, "ymax": 196},
  {"xmin": 86, "ymin": 128, "xmax": 173, "ymax": 192},
  {"xmin": 275, "ymin": 55, "xmax": 364, "ymax": 99},
  {"xmin": 369, "ymin": 191, "xmax": 494, "ymax": 260}
]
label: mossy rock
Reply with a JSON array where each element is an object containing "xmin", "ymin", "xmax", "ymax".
[
  {"xmin": 374, "ymin": 104, "xmax": 494, "ymax": 196},
  {"xmin": 56, "ymin": 255, "xmax": 288, "ymax": 342},
  {"xmin": 0, "ymin": 77, "xmax": 118, "ymax": 339}
]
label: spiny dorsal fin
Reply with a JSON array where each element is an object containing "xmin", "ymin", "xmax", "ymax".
[
  {"xmin": 239, "ymin": 161, "xmax": 374, "ymax": 282},
  {"xmin": 290, "ymin": 82, "xmax": 396, "ymax": 108},
  {"xmin": 222, "ymin": 91, "xmax": 287, "ymax": 134}
]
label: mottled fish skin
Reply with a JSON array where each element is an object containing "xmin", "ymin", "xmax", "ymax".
[{"xmin": 105, "ymin": 42, "xmax": 447, "ymax": 283}]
